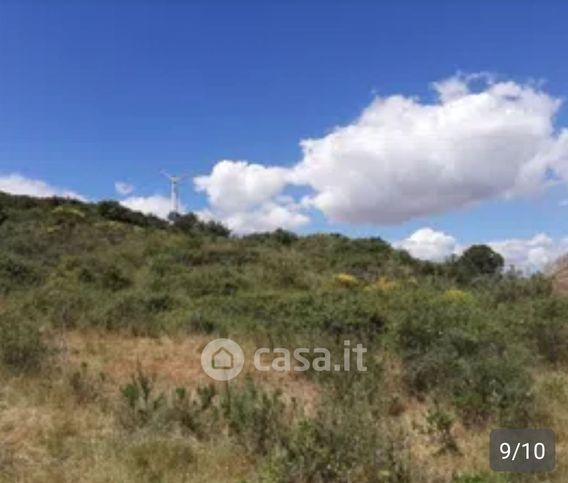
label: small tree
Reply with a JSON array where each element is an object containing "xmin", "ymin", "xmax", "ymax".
[{"xmin": 457, "ymin": 244, "xmax": 504, "ymax": 278}]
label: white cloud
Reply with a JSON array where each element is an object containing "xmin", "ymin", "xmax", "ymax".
[
  {"xmin": 293, "ymin": 75, "xmax": 567, "ymax": 224},
  {"xmin": 195, "ymin": 75, "xmax": 568, "ymax": 230},
  {"xmin": 211, "ymin": 202, "xmax": 309, "ymax": 234},
  {"xmin": 396, "ymin": 227, "xmax": 459, "ymax": 261},
  {"xmin": 195, "ymin": 160, "xmax": 290, "ymax": 212},
  {"xmin": 489, "ymin": 234, "xmax": 568, "ymax": 273},
  {"xmin": 396, "ymin": 227, "xmax": 568, "ymax": 273},
  {"xmin": 120, "ymin": 195, "xmax": 182, "ymax": 220},
  {"xmin": 194, "ymin": 160, "xmax": 308, "ymax": 233},
  {"xmin": 115, "ymin": 181, "xmax": 134, "ymax": 196},
  {"xmin": 0, "ymin": 173, "xmax": 85, "ymax": 200}
]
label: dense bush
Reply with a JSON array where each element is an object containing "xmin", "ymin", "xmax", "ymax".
[
  {"xmin": 530, "ymin": 296, "xmax": 568, "ymax": 364},
  {"xmin": 259, "ymin": 367, "xmax": 397, "ymax": 483},
  {"xmin": 97, "ymin": 200, "xmax": 167, "ymax": 228},
  {"xmin": 222, "ymin": 377, "xmax": 288, "ymax": 455},
  {"xmin": 244, "ymin": 228, "xmax": 299, "ymax": 246},
  {"xmin": 0, "ymin": 315, "xmax": 48, "ymax": 372},
  {"xmin": 170, "ymin": 212, "xmax": 231, "ymax": 237},
  {"xmin": 100, "ymin": 291, "xmax": 179, "ymax": 334},
  {"xmin": 392, "ymin": 288, "xmax": 533, "ymax": 423},
  {"xmin": 55, "ymin": 256, "xmax": 132, "ymax": 291},
  {"xmin": 0, "ymin": 252, "xmax": 41, "ymax": 294},
  {"xmin": 50, "ymin": 205, "xmax": 87, "ymax": 228}
]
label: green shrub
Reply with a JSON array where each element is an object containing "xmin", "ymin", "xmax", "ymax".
[
  {"xmin": 186, "ymin": 312, "xmax": 219, "ymax": 334},
  {"xmin": 244, "ymin": 228, "xmax": 299, "ymax": 246},
  {"xmin": 178, "ymin": 242, "xmax": 257, "ymax": 266},
  {"xmin": 393, "ymin": 289, "xmax": 533, "ymax": 424},
  {"xmin": 489, "ymin": 272, "xmax": 552, "ymax": 304},
  {"xmin": 118, "ymin": 369, "xmax": 219, "ymax": 435},
  {"xmin": 156, "ymin": 265, "xmax": 249, "ymax": 297},
  {"xmin": 33, "ymin": 279, "xmax": 98, "ymax": 329},
  {"xmin": 529, "ymin": 297, "xmax": 568, "ymax": 365},
  {"xmin": 0, "ymin": 253, "xmax": 41, "ymax": 294},
  {"xmin": 54, "ymin": 256, "xmax": 132, "ymax": 291},
  {"xmin": 426, "ymin": 407, "xmax": 459, "ymax": 454},
  {"xmin": 259, "ymin": 378, "xmax": 394, "ymax": 483},
  {"xmin": 284, "ymin": 422, "xmax": 384, "ymax": 482},
  {"xmin": 0, "ymin": 315, "xmax": 48, "ymax": 372},
  {"xmin": 97, "ymin": 200, "xmax": 167, "ymax": 228},
  {"xmin": 164, "ymin": 384, "xmax": 218, "ymax": 437},
  {"xmin": 119, "ymin": 367, "xmax": 166, "ymax": 430},
  {"xmin": 221, "ymin": 377, "xmax": 288, "ymax": 456},
  {"xmin": 99, "ymin": 291, "xmax": 178, "ymax": 334},
  {"xmin": 171, "ymin": 211, "xmax": 231, "ymax": 237},
  {"xmin": 50, "ymin": 205, "xmax": 87, "ymax": 227}
]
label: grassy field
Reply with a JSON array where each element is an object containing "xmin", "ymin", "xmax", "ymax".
[{"xmin": 1, "ymin": 192, "xmax": 568, "ymax": 482}]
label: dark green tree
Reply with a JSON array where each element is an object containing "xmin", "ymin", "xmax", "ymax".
[{"xmin": 457, "ymin": 244, "xmax": 504, "ymax": 277}]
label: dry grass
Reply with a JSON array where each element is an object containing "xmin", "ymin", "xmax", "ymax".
[
  {"xmin": 1, "ymin": 330, "xmax": 567, "ymax": 482},
  {"xmin": 62, "ymin": 330, "xmax": 319, "ymax": 410},
  {"xmin": 0, "ymin": 330, "xmax": 316, "ymax": 482},
  {"xmin": 377, "ymin": 356, "xmax": 491, "ymax": 481},
  {"xmin": 531, "ymin": 370, "xmax": 568, "ymax": 480},
  {"xmin": 0, "ymin": 354, "xmax": 254, "ymax": 483}
]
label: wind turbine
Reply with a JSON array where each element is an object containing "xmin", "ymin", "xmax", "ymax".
[{"xmin": 162, "ymin": 171, "xmax": 188, "ymax": 215}]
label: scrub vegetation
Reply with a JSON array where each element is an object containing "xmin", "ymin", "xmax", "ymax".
[{"xmin": 1, "ymin": 191, "xmax": 567, "ymax": 482}]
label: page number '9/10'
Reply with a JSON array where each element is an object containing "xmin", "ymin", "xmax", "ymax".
[{"xmin": 490, "ymin": 429, "xmax": 555, "ymax": 473}]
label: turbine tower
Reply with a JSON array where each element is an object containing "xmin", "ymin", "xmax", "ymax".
[{"xmin": 162, "ymin": 171, "xmax": 187, "ymax": 215}]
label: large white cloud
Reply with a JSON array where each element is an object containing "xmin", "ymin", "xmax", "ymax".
[
  {"xmin": 194, "ymin": 160, "xmax": 308, "ymax": 233},
  {"xmin": 293, "ymin": 75, "xmax": 567, "ymax": 224},
  {"xmin": 0, "ymin": 173, "xmax": 84, "ymax": 200},
  {"xmin": 196, "ymin": 75, "xmax": 568, "ymax": 229},
  {"xmin": 396, "ymin": 227, "xmax": 568, "ymax": 273}
]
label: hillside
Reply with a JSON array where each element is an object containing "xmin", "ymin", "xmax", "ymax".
[{"xmin": 1, "ymin": 192, "xmax": 568, "ymax": 482}]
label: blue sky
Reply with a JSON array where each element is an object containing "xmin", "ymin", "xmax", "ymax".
[{"xmin": 2, "ymin": 1, "xmax": 568, "ymax": 270}]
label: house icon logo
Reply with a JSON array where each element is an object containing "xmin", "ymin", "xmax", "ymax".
[
  {"xmin": 201, "ymin": 338, "xmax": 244, "ymax": 381},
  {"xmin": 212, "ymin": 347, "xmax": 234, "ymax": 370}
]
